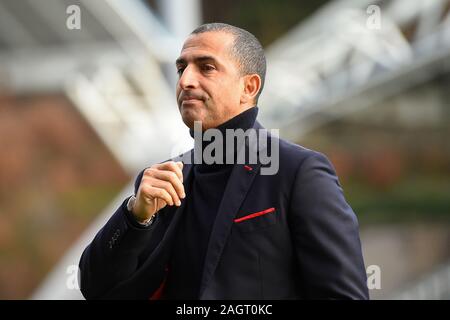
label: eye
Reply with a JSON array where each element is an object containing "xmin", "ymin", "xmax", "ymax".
[
  {"xmin": 201, "ymin": 64, "xmax": 216, "ymax": 72},
  {"xmin": 176, "ymin": 67, "xmax": 185, "ymax": 76}
]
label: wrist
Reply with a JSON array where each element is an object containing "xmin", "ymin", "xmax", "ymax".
[{"xmin": 126, "ymin": 195, "xmax": 155, "ymax": 226}]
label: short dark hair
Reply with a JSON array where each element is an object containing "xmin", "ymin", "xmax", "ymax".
[{"xmin": 191, "ymin": 23, "xmax": 266, "ymax": 103}]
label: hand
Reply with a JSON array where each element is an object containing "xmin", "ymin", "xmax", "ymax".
[{"xmin": 131, "ymin": 161, "xmax": 185, "ymax": 223}]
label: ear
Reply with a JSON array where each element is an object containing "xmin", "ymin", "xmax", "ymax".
[{"xmin": 240, "ymin": 74, "xmax": 261, "ymax": 105}]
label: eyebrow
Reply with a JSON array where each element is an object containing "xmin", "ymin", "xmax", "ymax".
[{"xmin": 175, "ymin": 55, "xmax": 219, "ymax": 66}]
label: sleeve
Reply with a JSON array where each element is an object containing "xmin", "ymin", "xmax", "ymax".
[
  {"xmin": 288, "ymin": 151, "xmax": 369, "ymax": 299},
  {"xmin": 78, "ymin": 169, "xmax": 166, "ymax": 299}
]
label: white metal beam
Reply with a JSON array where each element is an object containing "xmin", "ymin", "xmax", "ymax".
[
  {"xmin": 25, "ymin": 0, "xmax": 95, "ymax": 43},
  {"xmin": 0, "ymin": 42, "xmax": 127, "ymax": 93},
  {"xmin": 0, "ymin": 1, "xmax": 37, "ymax": 47}
]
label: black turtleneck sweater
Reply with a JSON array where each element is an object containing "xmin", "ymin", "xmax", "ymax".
[{"xmin": 164, "ymin": 106, "xmax": 258, "ymax": 299}]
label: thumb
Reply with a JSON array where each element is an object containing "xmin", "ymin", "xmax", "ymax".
[{"xmin": 176, "ymin": 161, "xmax": 184, "ymax": 171}]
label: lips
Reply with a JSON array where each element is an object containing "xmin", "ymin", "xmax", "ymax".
[
  {"xmin": 180, "ymin": 97, "xmax": 203, "ymax": 109},
  {"xmin": 182, "ymin": 97, "xmax": 201, "ymax": 102},
  {"xmin": 179, "ymin": 92, "xmax": 203, "ymax": 105}
]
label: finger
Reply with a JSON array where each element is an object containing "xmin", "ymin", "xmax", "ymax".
[
  {"xmin": 143, "ymin": 168, "xmax": 185, "ymax": 200},
  {"xmin": 175, "ymin": 161, "xmax": 184, "ymax": 182},
  {"xmin": 151, "ymin": 178, "xmax": 181, "ymax": 206},
  {"xmin": 145, "ymin": 186, "xmax": 173, "ymax": 206},
  {"xmin": 168, "ymin": 161, "xmax": 183, "ymax": 183},
  {"xmin": 155, "ymin": 197, "xmax": 168, "ymax": 212},
  {"xmin": 155, "ymin": 161, "xmax": 183, "ymax": 182},
  {"xmin": 151, "ymin": 169, "xmax": 185, "ymax": 200}
]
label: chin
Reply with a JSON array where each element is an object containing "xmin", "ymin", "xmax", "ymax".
[
  {"xmin": 180, "ymin": 106, "xmax": 216, "ymax": 130},
  {"xmin": 181, "ymin": 111, "xmax": 202, "ymax": 129}
]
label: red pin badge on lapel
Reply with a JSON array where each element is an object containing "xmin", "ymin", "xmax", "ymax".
[{"xmin": 244, "ymin": 165, "xmax": 253, "ymax": 172}]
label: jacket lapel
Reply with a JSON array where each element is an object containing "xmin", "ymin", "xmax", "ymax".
[{"xmin": 199, "ymin": 121, "xmax": 267, "ymax": 298}]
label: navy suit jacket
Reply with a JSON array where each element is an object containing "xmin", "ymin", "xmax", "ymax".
[{"xmin": 79, "ymin": 121, "xmax": 369, "ymax": 299}]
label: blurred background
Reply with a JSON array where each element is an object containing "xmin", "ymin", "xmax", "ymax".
[{"xmin": 0, "ymin": 0, "xmax": 449, "ymax": 300}]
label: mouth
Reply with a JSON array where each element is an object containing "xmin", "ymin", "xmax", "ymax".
[{"xmin": 180, "ymin": 97, "xmax": 203, "ymax": 106}]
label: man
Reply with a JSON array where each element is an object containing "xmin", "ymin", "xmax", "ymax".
[{"xmin": 79, "ymin": 23, "xmax": 369, "ymax": 300}]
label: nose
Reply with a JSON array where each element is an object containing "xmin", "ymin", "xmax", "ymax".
[{"xmin": 178, "ymin": 65, "xmax": 198, "ymax": 90}]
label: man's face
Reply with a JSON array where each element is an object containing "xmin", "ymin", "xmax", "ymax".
[{"xmin": 175, "ymin": 31, "xmax": 245, "ymax": 130}]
